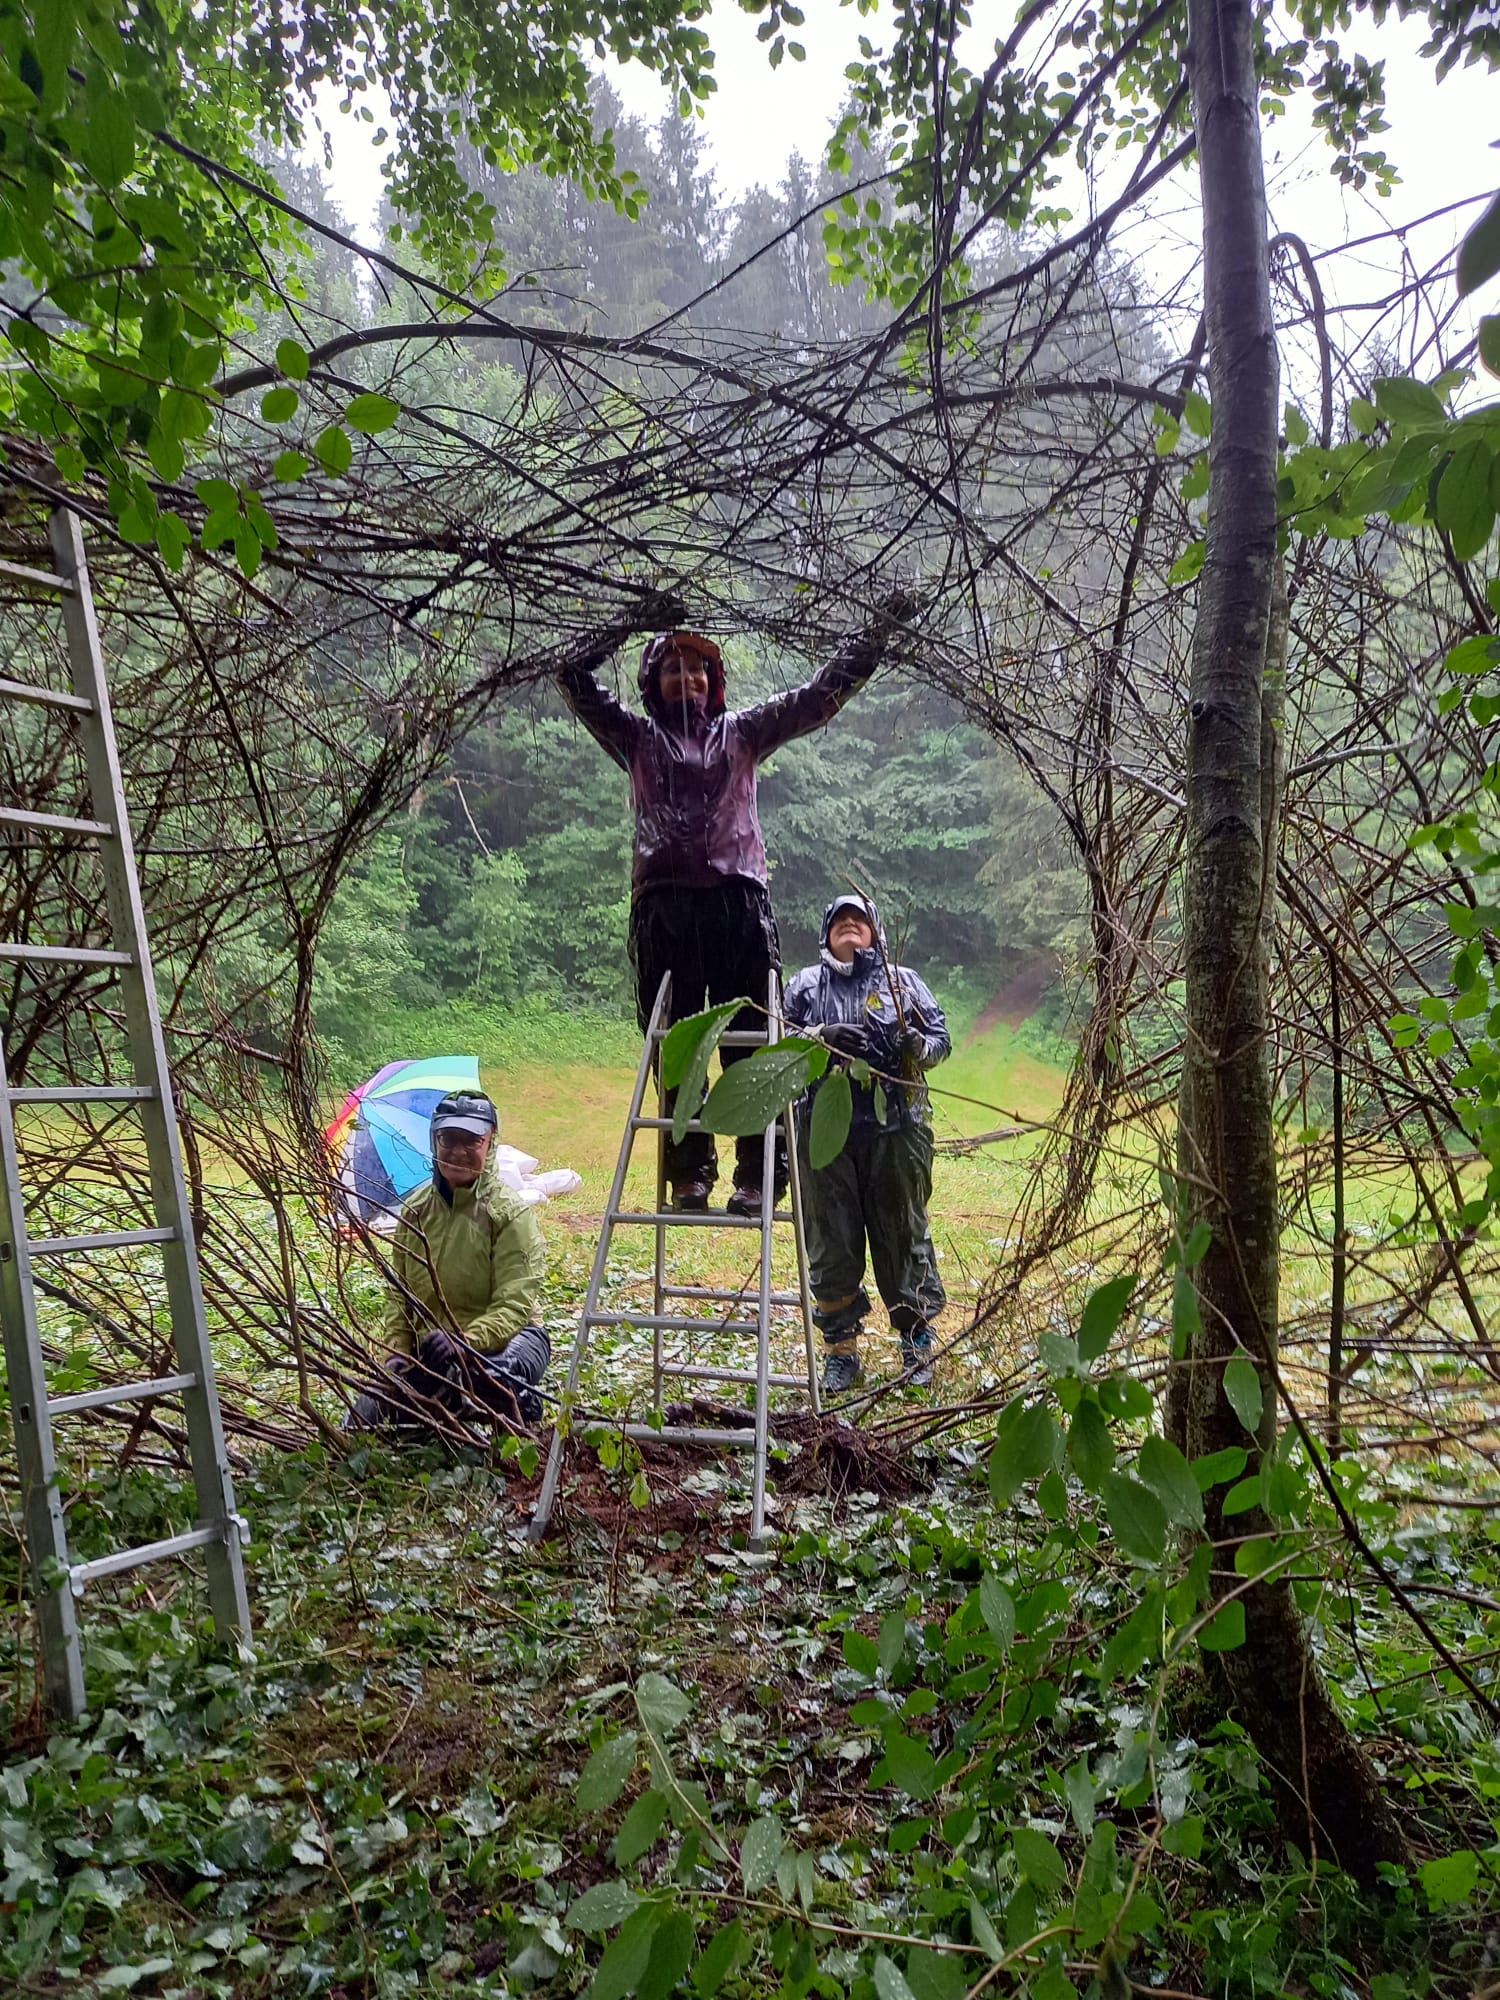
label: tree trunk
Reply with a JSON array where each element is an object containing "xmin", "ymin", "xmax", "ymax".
[{"xmin": 1174, "ymin": 0, "xmax": 1405, "ymax": 1883}]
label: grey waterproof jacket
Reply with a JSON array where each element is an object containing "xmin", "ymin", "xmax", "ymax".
[
  {"xmin": 556, "ymin": 637, "xmax": 878, "ymax": 899},
  {"xmin": 783, "ymin": 894, "xmax": 950, "ymax": 1135}
]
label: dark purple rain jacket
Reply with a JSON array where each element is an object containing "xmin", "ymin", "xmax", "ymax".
[{"xmin": 557, "ymin": 637, "xmax": 878, "ymax": 899}]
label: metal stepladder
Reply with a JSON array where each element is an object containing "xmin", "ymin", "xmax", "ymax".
[
  {"xmin": 0, "ymin": 506, "xmax": 251, "ymax": 1718},
  {"xmin": 529, "ymin": 969, "xmax": 821, "ymax": 1549}
]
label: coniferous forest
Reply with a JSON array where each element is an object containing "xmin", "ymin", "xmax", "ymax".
[{"xmin": 7, "ymin": 4, "xmax": 1500, "ymax": 1996}]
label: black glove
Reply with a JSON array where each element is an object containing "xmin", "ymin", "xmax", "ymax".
[
  {"xmin": 820, "ymin": 1021, "xmax": 871, "ymax": 1059},
  {"xmin": 897, "ymin": 1027, "xmax": 926, "ymax": 1064},
  {"xmin": 416, "ymin": 1328, "xmax": 462, "ymax": 1375},
  {"xmin": 638, "ymin": 589, "xmax": 688, "ymax": 632}
]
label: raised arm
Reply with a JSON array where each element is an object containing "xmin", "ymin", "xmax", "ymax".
[
  {"xmin": 738, "ymin": 591, "xmax": 920, "ymax": 758},
  {"xmin": 554, "ymin": 647, "xmax": 642, "ymax": 771}
]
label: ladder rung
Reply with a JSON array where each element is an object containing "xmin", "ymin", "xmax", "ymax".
[
  {"xmin": 631, "ymin": 1115, "xmax": 785, "ymax": 1134},
  {"xmin": 8, "ymin": 1085, "xmax": 156, "ymax": 1105},
  {"xmin": 0, "ymin": 943, "xmax": 132, "ymax": 966},
  {"xmin": 652, "ymin": 1027, "xmax": 770, "ymax": 1048},
  {"xmin": 51, "ymin": 1371, "xmax": 197, "ymax": 1416},
  {"xmin": 659, "ymin": 1362, "xmax": 808, "ymax": 1389},
  {"xmin": 608, "ymin": 1209, "xmax": 792, "ymax": 1229},
  {"xmin": 0, "ymin": 676, "xmax": 90, "ymax": 714},
  {"xmin": 586, "ymin": 1311, "xmax": 761, "ymax": 1334},
  {"xmin": 660, "ymin": 1284, "xmax": 802, "ymax": 1306},
  {"xmin": 69, "ymin": 1523, "xmax": 223, "ymax": 1594},
  {"xmin": 0, "ymin": 805, "xmax": 112, "ymax": 838},
  {"xmin": 0, "ymin": 556, "xmax": 73, "ymax": 593},
  {"xmin": 622, "ymin": 1423, "xmax": 757, "ymax": 1450},
  {"xmin": 28, "ymin": 1226, "xmax": 176, "ymax": 1255}
]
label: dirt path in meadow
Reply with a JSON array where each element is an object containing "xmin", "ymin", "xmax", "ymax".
[{"xmin": 962, "ymin": 953, "xmax": 1058, "ymax": 1045}]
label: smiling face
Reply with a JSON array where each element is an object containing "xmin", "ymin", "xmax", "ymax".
[
  {"xmin": 433, "ymin": 1127, "xmax": 494, "ymax": 1188},
  {"xmin": 656, "ymin": 647, "xmax": 711, "ymax": 709},
  {"xmin": 828, "ymin": 908, "xmax": 876, "ymax": 963}
]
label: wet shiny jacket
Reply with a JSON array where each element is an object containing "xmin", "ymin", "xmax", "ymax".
[
  {"xmin": 557, "ymin": 637, "xmax": 877, "ymax": 898},
  {"xmin": 783, "ymin": 895, "xmax": 950, "ymax": 1134}
]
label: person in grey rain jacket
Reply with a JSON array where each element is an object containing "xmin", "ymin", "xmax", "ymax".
[
  {"xmin": 557, "ymin": 607, "xmax": 909, "ymax": 1215},
  {"xmin": 783, "ymin": 893, "xmax": 950, "ymax": 1395}
]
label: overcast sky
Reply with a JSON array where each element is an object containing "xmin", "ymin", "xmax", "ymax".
[{"xmin": 317, "ymin": 3, "xmax": 1500, "ymax": 366}]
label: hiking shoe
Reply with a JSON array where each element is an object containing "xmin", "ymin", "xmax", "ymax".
[
  {"xmin": 671, "ymin": 1179, "xmax": 712, "ymax": 1212},
  {"xmin": 901, "ymin": 1332, "xmax": 935, "ymax": 1391},
  {"xmin": 822, "ymin": 1350, "xmax": 864, "ymax": 1397},
  {"xmin": 725, "ymin": 1183, "xmax": 763, "ymax": 1218}
]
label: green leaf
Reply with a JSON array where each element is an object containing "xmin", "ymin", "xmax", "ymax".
[
  {"xmin": 1372, "ymin": 376, "xmax": 1446, "ymax": 429},
  {"xmin": 1198, "ymin": 1600, "xmax": 1246, "ymax": 1652},
  {"xmin": 1348, "ymin": 396, "xmax": 1377, "ymax": 435},
  {"xmin": 878, "ymin": 1605, "xmax": 907, "ymax": 1674},
  {"xmin": 1458, "ymin": 191, "xmax": 1500, "ymax": 297},
  {"xmin": 740, "ymin": 1815, "xmax": 783, "ymax": 1892},
  {"xmin": 615, "ymin": 1790, "xmax": 669, "ymax": 1866},
  {"xmin": 881, "ymin": 1733, "xmax": 938, "ymax": 1801},
  {"xmin": 81, "ymin": 86, "xmax": 136, "ymax": 186},
  {"xmin": 1419, "ymin": 1848, "xmax": 1480, "ymax": 1907},
  {"xmin": 1137, "ymin": 1437, "xmax": 1203, "ymax": 1529},
  {"xmin": 661, "ymin": 1001, "xmax": 741, "ymax": 1090},
  {"xmin": 635, "ymin": 1672, "xmax": 691, "ymax": 1738},
  {"xmin": 1222, "ymin": 1353, "xmax": 1263, "ymax": 1435},
  {"xmin": 693, "ymin": 1921, "xmax": 746, "ymax": 1996},
  {"xmin": 1063, "ymin": 1756, "xmax": 1095, "ymax": 1836},
  {"xmin": 590, "ymin": 1907, "xmax": 659, "ymax": 2000},
  {"xmin": 1283, "ymin": 402, "xmax": 1310, "ymax": 446},
  {"xmin": 967, "ymin": 1895, "xmax": 1003, "ymax": 1963},
  {"xmin": 1162, "ymin": 1815, "xmax": 1204, "ymax": 1859},
  {"xmin": 315, "ymin": 425, "xmax": 353, "ymax": 475},
  {"xmin": 578, "ymin": 1732, "xmax": 639, "ymax": 1812},
  {"xmin": 567, "ymin": 1879, "xmax": 642, "ymax": 1934},
  {"xmin": 1067, "ymin": 1397, "xmax": 1115, "ymax": 1489},
  {"xmin": 1077, "ymin": 1273, "xmax": 1137, "ymax": 1364},
  {"xmin": 1480, "ymin": 317, "xmax": 1500, "ymax": 382},
  {"xmin": 1436, "ymin": 439, "xmax": 1495, "ymax": 559},
  {"xmin": 639, "ymin": 1911, "xmax": 697, "ymax": 2000},
  {"xmin": 1169, "ymin": 540, "xmax": 1205, "ymax": 586},
  {"xmin": 1011, "ymin": 1826, "xmax": 1066, "ymax": 1896},
  {"xmin": 273, "ymin": 451, "xmax": 309, "ymax": 484},
  {"xmin": 988, "ymin": 1400, "xmax": 1057, "ymax": 1504},
  {"xmin": 1100, "ymin": 1588, "xmax": 1162, "ymax": 1684},
  {"xmin": 702, "ymin": 1042, "xmax": 822, "ymax": 1136},
  {"xmin": 154, "ymin": 511, "xmax": 190, "ymax": 572},
  {"xmin": 260, "ymin": 385, "xmax": 299, "ymax": 424},
  {"xmin": 1183, "ymin": 390, "xmax": 1211, "ymax": 438},
  {"xmin": 276, "ymin": 337, "xmax": 311, "ymax": 381},
  {"xmin": 874, "ymin": 1956, "xmax": 920, "ymax": 2000},
  {"xmin": 1191, "ymin": 1446, "xmax": 1247, "ymax": 1491},
  {"xmin": 346, "ymin": 391, "xmax": 401, "ymax": 434},
  {"xmin": 843, "ymin": 1628, "xmax": 878, "ymax": 1678},
  {"xmin": 1102, "ymin": 1472, "xmax": 1168, "ymax": 1564},
  {"xmin": 809, "ymin": 1066, "xmax": 852, "ymax": 1167},
  {"xmin": 979, "ymin": 1573, "xmax": 1015, "ymax": 1650}
]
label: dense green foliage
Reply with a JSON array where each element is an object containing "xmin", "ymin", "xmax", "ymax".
[{"xmin": 3, "ymin": 1265, "xmax": 1497, "ymax": 1996}]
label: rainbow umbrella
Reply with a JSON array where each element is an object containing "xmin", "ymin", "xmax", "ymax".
[{"xmin": 324, "ymin": 1056, "xmax": 482, "ymax": 1223}]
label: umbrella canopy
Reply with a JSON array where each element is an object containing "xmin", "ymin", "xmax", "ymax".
[{"xmin": 325, "ymin": 1056, "xmax": 483, "ymax": 1223}]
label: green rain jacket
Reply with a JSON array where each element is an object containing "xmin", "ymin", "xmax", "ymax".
[{"xmin": 381, "ymin": 1172, "xmax": 547, "ymax": 1357}]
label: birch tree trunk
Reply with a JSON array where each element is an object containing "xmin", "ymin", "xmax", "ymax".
[{"xmin": 1175, "ymin": 0, "xmax": 1404, "ymax": 1881}]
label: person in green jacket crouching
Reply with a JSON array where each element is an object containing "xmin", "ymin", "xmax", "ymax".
[{"xmin": 347, "ymin": 1090, "xmax": 551, "ymax": 1432}]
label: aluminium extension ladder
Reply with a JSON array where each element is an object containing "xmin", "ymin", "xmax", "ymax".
[
  {"xmin": 529, "ymin": 969, "xmax": 820, "ymax": 1549},
  {"xmin": 0, "ymin": 506, "xmax": 251, "ymax": 1718}
]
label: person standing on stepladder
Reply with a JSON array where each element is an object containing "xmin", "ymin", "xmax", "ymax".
[{"xmin": 556, "ymin": 603, "xmax": 911, "ymax": 1216}]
